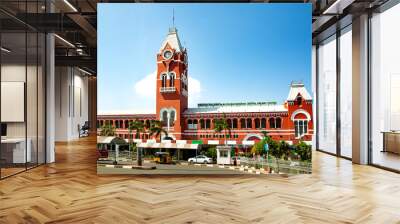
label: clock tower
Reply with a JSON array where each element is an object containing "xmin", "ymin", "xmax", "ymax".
[{"xmin": 155, "ymin": 27, "xmax": 188, "ymax": 140}]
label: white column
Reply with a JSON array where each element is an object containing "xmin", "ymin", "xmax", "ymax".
[
  {"xmin": 46, "ymin": 32, "xmax": 55, "ymax": 163},
  {"xmin": 352, "ymin": 14, "xmax": 369, "ymax": 164},
  {"xmin": 311, "ymin": 45, "xmax": 317, "ymax": 150}
]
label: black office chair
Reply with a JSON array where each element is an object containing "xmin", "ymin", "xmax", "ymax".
[{"xmin": 79, "ymin": 121, "xmax": 90, "ymax": 138}]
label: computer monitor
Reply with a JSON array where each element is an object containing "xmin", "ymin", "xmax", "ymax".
[{"xmin": 1, "ymin": 123, "xmax": 7, "ymax": 137}]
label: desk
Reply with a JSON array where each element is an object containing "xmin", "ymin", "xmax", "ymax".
[
  {"xmin": 1, "ymin": 138, "xmax": 31, "ymax": 163},
  {"xmin": 382, "ymin": 131, "xmax": 400, "ymax": 154}
]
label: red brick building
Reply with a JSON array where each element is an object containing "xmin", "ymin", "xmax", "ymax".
[{"xmin": 97, "ymin": 27, "xmax": 313, "ymax": 145}]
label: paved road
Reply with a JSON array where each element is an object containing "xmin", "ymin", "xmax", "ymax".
[{"xmin": 98, "ymin": 164, "xmax": 252, "ymax": 175}]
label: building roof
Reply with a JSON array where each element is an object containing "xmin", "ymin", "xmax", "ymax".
[
  {"xmin": 97, "ymin": 114, "xmax": 156, "ymax": 119},
  {"xmin": 159, "ymin": 27, "xmax": 183, "ymax": 53},
  {"xmin": 286, "ymin": 82, "xmax": 312, "ymax": 101},
  {"xmin": 184, "ymin": 102, "xmax": 287, "ymax": 114}
]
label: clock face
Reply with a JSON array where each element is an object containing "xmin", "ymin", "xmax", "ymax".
[{"xmin": 163, "ymin": 50, "xmax": 173, "ymax": 60}]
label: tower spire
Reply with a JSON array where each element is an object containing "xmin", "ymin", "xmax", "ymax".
[
  {"xmin": 172, "ymin": 8, "xmax": 175, "ymax": 28},
  {"xmin": 169, "ymin": 9, "xmax": 177, "ymax": 34}
]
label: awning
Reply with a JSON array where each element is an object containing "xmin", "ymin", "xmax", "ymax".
[
  {"xmin": 242, "ymin": 140, "xmax": 255, "ymax": 146},
  {"xmin": 137, "ymin": 142, "xmax": 199, "ymax": 149},
  {"xmin": 97, "ymin": 136, "xmax": 127, "ymax": 144}
]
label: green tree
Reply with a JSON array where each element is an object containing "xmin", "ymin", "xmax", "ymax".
[
  {"xmin": 100, "ymin": 124, "xmax": 115, "ymax": 136},
  {"xmin": 251, "ymin": 141, "xmax": 265, "ymax": 155},
  {"xmin": 279, "ymin": 141, "xmax": 291, "ymax": 160},
  {"xmin": 128, "ymin": 120, "xmax": 145, "ymax": 139},
  {"xmin": 206, "ymin": 146, "xmax": 217, "ymax": 160},
  {"xmin": 213, "ymin": 114, "xmax": 230, "ymax": 145},
  {"xmin": 261, "ymin": 130, "xmax": 269, "ymax": 139},
  {"xmin": 295, "ymin": 141, "xmax": 312, "ymax": 162},
  {"xmin": 149, "ymin": 120, "xmax": 168, "ymax": 142},
  {"xmin": 268, "ymin": 139, "xmax": 282, "ymax": 173},
  {"xmin": 127, "ymin": 120, "xmax": 145, "ymax": 166}
]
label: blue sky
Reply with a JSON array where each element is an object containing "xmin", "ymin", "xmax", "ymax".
[{"xmin": 98, "ymin": 3, "xmax": 311, "ymax": 114}]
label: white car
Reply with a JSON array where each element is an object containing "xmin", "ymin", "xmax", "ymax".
[{"xmin": 188, "ymin": 155, "xmax": 213, "ymax": 164}]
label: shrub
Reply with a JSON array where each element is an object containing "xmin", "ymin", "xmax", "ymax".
[
  {"xmin": 100, "ymin": 124, "xmax": 115, "ymax": 136},
  {"xmin": 206, "ymin": 147, "xmax": 217, "ymax": 160},
  {"xmin": 295, "ymin": 141, "xmax": 312, "ymax": 162},
  {"xmin": 279, "ymin": 141, "xmax": 291, "ymax": 160},
  {"xmin": 251, "ymin": 141, "xmax": 265, "ymax": 155},
  {"xmin": 268, "ymin": 139, "xmax": 283, "ymax": 173}
]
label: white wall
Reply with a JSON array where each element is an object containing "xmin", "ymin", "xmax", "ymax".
[{"xmin": 55, "ymin": 67, "xmax": 89, "ymax": 141}]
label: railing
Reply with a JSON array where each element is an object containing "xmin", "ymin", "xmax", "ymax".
[
  {"xmin": 239, "ymin": 157, "xmax": 312, "ymax": 174},
  {"xmin": 162, "ymin": 127, "xmax": 174, "ymax": 131},
  {"xmin": 160, "ymin": 87, "xmax": 176, "ymax": 93}
]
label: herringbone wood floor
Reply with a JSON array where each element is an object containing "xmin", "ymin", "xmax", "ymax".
[{"xmin": 1, "ymin": 136, "xmax": 400, "ymax": 224}]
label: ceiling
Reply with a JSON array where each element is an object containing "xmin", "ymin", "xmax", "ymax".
[{"xmin": 0, "ymin": 0, "xmax": 392, "ymax": 75}]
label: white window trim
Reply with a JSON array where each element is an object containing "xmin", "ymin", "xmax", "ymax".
[
  {"xmin": 294, "ymin": 119, "xmax": 308, "ymax": 139},
  {"xmin": 291, "ymin": 109, "xmax": 311, "ymax": 121}
]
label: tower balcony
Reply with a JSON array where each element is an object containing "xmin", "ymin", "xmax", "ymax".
[{"xmin": 160, "ymin": 87, "xmax": 176, "ymax": 93}]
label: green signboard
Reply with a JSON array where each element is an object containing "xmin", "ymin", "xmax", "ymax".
[{"xmin": 192, "ymin": 140, "xmax": 203, "ymax": 144}]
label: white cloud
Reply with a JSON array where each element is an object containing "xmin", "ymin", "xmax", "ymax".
[
  {"xmin": 134, "ymin": 71, "xmax": 157, "ymax": 98},
  {"xmin": 134, "ymin": 71, "xmax": 202, "ymax": 107},
  {"xmin": 188, "ymin": 76, "xmax": 201, "ymax": 107}
]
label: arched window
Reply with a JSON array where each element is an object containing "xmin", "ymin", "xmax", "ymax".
[
  {"xmin": 227, "ymin": 119, "xmax": 232, "ymax": 129},
  {"xmin": 206, "ymin": 119, "xmax": 211, "ymax": 129},
  {"xmin": 115, "ymin": 120, "xmax": 120, "ymax": 128},
  {"xmin": 162, "ymin": 111, "xmax": 168, "ymax": 126},
  {"xmin": 246, "ymin": 118, "xmax": 252, "ymax": 129},
  {"xmin": 269, "ymin": 118, "xmax": 276, "ymax": 129},
  {"xmin": 276, "ymin": 117, "xmax": 282, "ymax": 129},
  {"xmin": 255, "ymin": 118, "xmax": 260, "ymax": 129},
  {"xmin": 261, "ymin": 118, "xmax": 266, "ymax": 128},
  {"xmin": 193, "ymin": 119, "xmax": 198, "ymax": 129},
  {"xmin": 187, "ymin": 119, "xmax": 193, "ymax": 129},
  {"xmin": 169, "ymin": 73, "xmax": 175, "ymax": 87},
  {"xmin": 296, "ymin": 95, "xmax": 302, "ymax": 106},
  {"xmin": 232, "ymin": 118, "xmax": 238, "ymax": 129},
  {"xmin": 161, "ymin": 74, "xmax": 167, "ymax": 87},
  {"xmin": 240, "ymin": 118, "xmax": 246, "ymax": 129},
  {"xmin": 169, "ymin": 110, "xmax": 175, "ymax": 127},
  {"xmin": 124, "ymin": 120, "xmax": 129, "ymax": 128},
  {"xmin": 200, "ymin": 119, "xmax": 205, "ymax": 129}
]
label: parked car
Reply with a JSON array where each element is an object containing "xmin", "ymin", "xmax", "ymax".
[{"xmin": 188, "ymin": 155, "xmax": 213, "ymax": 164}]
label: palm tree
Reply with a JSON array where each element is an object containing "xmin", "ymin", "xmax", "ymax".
[
  {"xmin": 213, "ymin": 114, "xmax": 230, "ymax": 145},
  {"xmin": 128, "ymin": 120, "xmax": 145, "ymax": 139},
  {"xmin": 261, "ymin": 130, "xmax": 268, "ymax": 139},
  {"xmin": 100, "ymin": 124, "xmax": 115, "ymax": 136},
  {"xmin": 128, "ymin": 120, "xmax": 144, "ymax": 164},
  {"xmin": 149, "ymin": 120, "xmax": 168, "ymax": 143}
]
